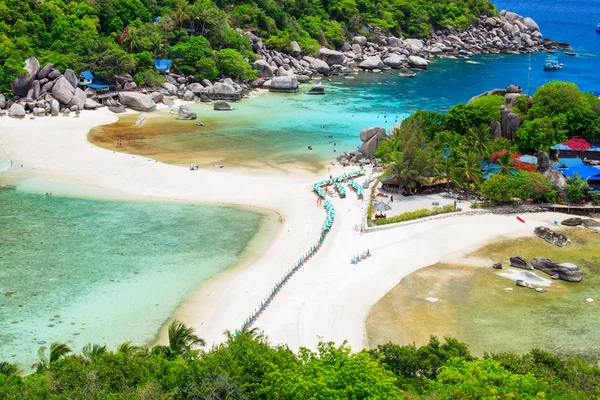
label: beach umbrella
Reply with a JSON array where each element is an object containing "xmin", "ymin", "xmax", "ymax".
[{"xmin": 372, "ymin": 201, "xmax": 392, "ymax": 212}]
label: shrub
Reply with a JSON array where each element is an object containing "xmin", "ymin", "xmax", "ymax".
[
  {"xmin": 374, "ymin": 205, "xmax": 457, "ymax": 225},
  {"xmin": 215, "ymin": 49, "xmax": 257, "ymax": 80},
  {"xmin": 133, "ymin": 70, "xmax": 164, "ymax": 87}
]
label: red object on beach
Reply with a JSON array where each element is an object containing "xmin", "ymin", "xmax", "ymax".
[{"xmin": 516, "ymin": 216, "xmax": 525, "ymax": 223}]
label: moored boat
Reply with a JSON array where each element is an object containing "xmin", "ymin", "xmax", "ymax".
[{"xmin": 544, "ymin": 56, "xmax": 563, "ymax": 70}]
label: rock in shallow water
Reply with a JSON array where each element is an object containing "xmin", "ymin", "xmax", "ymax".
[{"xmin": 530, "ymin": 257, "xmax": 583, "ymax": 282}]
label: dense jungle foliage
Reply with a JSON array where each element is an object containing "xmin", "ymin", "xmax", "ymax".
[
  {"xmin": 375, "ymin": 81, "xmax": 600, "ymax": 204},
  {"xmin": 0, "ymin": 0, "xmax": 496, "ymax": 90},
  {"xmin": 1, "ymin": 321, "xmax": 599, "ymax": 399}
]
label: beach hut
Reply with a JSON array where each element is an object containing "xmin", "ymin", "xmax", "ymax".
[
  {"xmin": 155, "ymin": 59, "xmax": 172, "ymax": 74},
  {"xmin": 78, "ymin": 70, "xmax": 115, "ymax": 92}
]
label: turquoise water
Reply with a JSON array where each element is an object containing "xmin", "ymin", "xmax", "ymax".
[
  {"xmin": 92, "ymin": 48, "xmax": 599, "ymax": 171},
  {"xmin": 0, "ymin": 188, "xmax": 272, "ymax": 369}
]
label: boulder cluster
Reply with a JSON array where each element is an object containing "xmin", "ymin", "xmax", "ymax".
[
  {"xmin": 244, "ymin": 10, "xmax": 564, "ymax": 90},
  {"xmin": 1, "ymin": 58, "xmax": 103, "ymax": 119},
  {"xmin": 510, "ymin": 255, "xmax": 583, "ymax": 282},
  {"xmin": 335, "ymin": 126, "xmax": 387, "ymax": 166}
]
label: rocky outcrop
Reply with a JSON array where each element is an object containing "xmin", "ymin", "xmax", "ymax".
[
  {"xmin": 490, "ymin": 120, "xmax": 502, "ymax": 139},
  {"xmin": 383, "ymin": 56, "xmax": 405, "ymax": 69},
  {"xmin": 213, "ymin": 100, "xmax": 232, "ymax": 111},
  {"xmin": 561, "ymin": 217, "xmax": 582, "ymax": 226},
  {"xmin": 50, "ymin": 99, "xmax": 60, "ymax": 116},
  {"xmin": 359, "ymin": 56, "xmax": 384, "ymax": 70},
  {"xmin": 51, "ymin": 77, "xmax": 76, "ymax": 104},
  {"xmin": 582, "ymin": 218, "xmax": 600, "ymax": 228},
  {"xmin": 68, "ymin": 88, "xmax": 87, "ymax": 110},
  {"xmin": 358, "ymin": 127, "xmax": 387, "ymax": 157},
  {"xmin": 183, "ymin": 90, "xmax": 195, "ymax": 101},
  {"xmin": 291, "ymin": 41, "xmax": 302, "ymax": 56},
  {"xmin": 500, "ymin": 105, "xmax": 521, "ymax": 140},
  {"xmin": 407, "ymin": 56, "xmax": 428, "ymax": 69},
  {"xmin": 84, "ymin": 98, "xmax": 102, "ymax": 109},
  {"xmin": 530, "ymin": 257, "xmax": 583, "ymax": 282},
  {"xmin": 8, "ymin": 103, "xmax": 25, "ymax": 119},
  {"xmin": 534, "ymin": 226, "xmax": 569, "ymax": 247},
  {"xmin": 319, "ymin": 48, "xmax": 345, "ymax": 66},
  {"xmin": 63, "ymin": 69, "xmax": 78, "ymax": 89},
  {"xmin": 303, "ymin": 56, "xmax": 330, "ymax": 75},
  {"xmin": 537, "ymin": 151, "xmax": 567, "ymax": 195},
  {"xmin": 118, "ymin": 92, "xmax": 156, "ymax": 112},
  {"xmin": 0, "ymin": 94, "xmax": 5, "ymax": 109},
  {"xmin": 509, "ymin": 256, "xmax": 533, "ymax": 270},
  {"xmin": 176, "ymin": 105, "xmax": 197, "ymax": 120},
  {"xmin": 252, "ymin": 59, "xmax": 274, "ymax": 78},
  {"xmin": 10, "ymin": 57, "xmax": 40, "ymax": 96},
  {"xmin": 269, "ymin": 76, "xmax": 299, "ymax": 93},
  {"xmin": 307, "ymin": 82, "xmax": 325, "ymax": 95}
]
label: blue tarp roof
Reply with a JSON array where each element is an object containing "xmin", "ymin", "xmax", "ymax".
[
  {"xmin": 87, "ymin": 83, "xmax": 114, "ymax": 89},
  {"xmin": 561, "ymin": 164, "xmax": 600, "ymax": 181},
  {"xmin": 551, "ymin": 143, "xmax": 600, "ymax": 152},
  {"xmin": 80, "ymin": 70, "xmax": 94, "ymax": 80},
  {"xmin": 519, "ymin": 155, "xmax": 538, "ymax": 165},
  {"xmin": 155, "ymin": 59, "xmax": 172, "ymax": 70},
  {"xmin": 552, "ymin": 158, "xmax": 584, "ymax": 169}
]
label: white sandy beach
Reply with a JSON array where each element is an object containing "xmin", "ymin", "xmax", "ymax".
[{"xmin": 0, "ymin": 109, "xmax": 569, "ymax": 351}]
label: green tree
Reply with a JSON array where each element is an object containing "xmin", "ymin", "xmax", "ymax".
[
  {"xmin": 480, "ymin": 174, "xmax": 516, "ymax": 202},
  {"xmin": 564, "ymin": 174, "xmax": 589, "ymax": 203},
  {"xmin": 516, "ymin": 117, "xmax": 567, "ymax": 153},
  {"xmin": 530, "ymin": 81, "xmax": 584, "ymax": 118},
  {"xmin": 215, "ymin": 49, "xmax": 257, "ymax": 80},
  {"xmin": 33, "ymin": 342, "xmax": 72, "ymax": 372},
  {"xmin": 0, "ymin": 362, "xmax": 19, "ymax": 377},
  {"xmin": 167, "ymin": 320, "xmax": 205, "ymax": 357},
  {"xmin": 455, "ymin": 150, "xmax": 484, "ymax": 188}
]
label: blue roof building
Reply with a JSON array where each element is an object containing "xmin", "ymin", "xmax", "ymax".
[
  {"xmin": 550, "ymin": 143, "xmax": 600, "ymax": 161},
  {"xmin": 78, "ymin": 70, "xmax": 115, "ymax": 91},
  {"xmin": 155, "ymin": 59, "xmax": 172, "ymax": 74}
]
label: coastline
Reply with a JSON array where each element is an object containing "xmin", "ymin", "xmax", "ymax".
[{"xmin": 0, "ymin": 109, "xmax": 572, "ymax": 353}]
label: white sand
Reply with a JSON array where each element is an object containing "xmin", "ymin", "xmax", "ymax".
[{"xmin": 0, "ymin": 110, "xmax": 569, "ymax": 351}]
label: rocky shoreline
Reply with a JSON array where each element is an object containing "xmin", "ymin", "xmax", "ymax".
[{"xmin": 0, "ymin": 10, "xmax": 568, "ymax": 120}]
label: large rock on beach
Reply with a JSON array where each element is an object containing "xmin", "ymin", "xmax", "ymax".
[
  {"xmin": 407, "ymin": 56, "xmax": 428, "ymax": 69},
  {"xmin": 360, "ymin": 56, "xmax": 384, "ymax": 70},
  {"xmin": 360, "ymin": 126, "xmax": 386, "ymax": 142},
  {"xmin": 534, "ymin": 226, "xmax": 569, "ymax": 247},
  {"xmin": 84, "ymin": 98, "xmax": 102, "ymax": 109},
  {"xmin": 48, "ymin": 69, "xmax": 62, "ymax": 80},
  {"xmin": 405, "ymin": 39, "xmax": 424, "ymax": 53},
  {"xmin": 561, "ymin": 217, "xmax": 583, "ymax": 226},
  {"xmin": 118, "ymin": 92, "xmax": 156, "ymax": 112},
  {"xmin": 252, "ymin": 59, "xmax": 274, "ymax": 78},
  {"xmin": 183, "ymin": 90, "xmax": 195, "ymax": 101},
  {"xmin": 38, "ymin": 63, "xmax": 53, "ymax": 80},
  {"xmin": 353, "ymin": 36, "xmax": 367, "ymax": 46},
  {"xmin": 358, "ymin": 127, "xmax": 387, "ymax": 157},
  {"xmin": 0, "ymin": 94, "xmax": 5, "ymax": 109},
  {"xmin": 63, "ymin": 69, "xmax": 78, "ymax": 89},
  {"xmin": 509, "ymin": 256, "xmax": 533, "ymax": 270},
  {"xmin": 319, "ymin": 48, "xmax": 345, "ymax": 66},
  {"xmin": 10, "ymin": 57, "xmax": 40, "ymax": 96},
  {"xmin": 530, "ymin": 257, "xmax": 583, "ymax": 282},
  {"xmin": 51, "ymin": 77, "xmax": 76, "ymax": 104},
  {"xmin": 68, "ymin": 88, "xmax": 87, "ymax": 109},
  {"xmin": 150, "ymin": 92, "xmax": 163, "ymax": 104},
  {"xmin": 303, "ymin": 56, "xmax": 330, "ymax": 75},
  {"xmin": 383, "ymin": 56, "xmax": 404, "ymax": 69},
  {"xmin": 269, "ymin": 76, "xmax": 299, "ymax": 92},
  {"xmin": 50, "ymin": 99, "xmax": 60, "ymax": 116},
  {"xmin": 8, "ymin": 103, "xmax": 25, "ymax": 119},
  {"xmin": 291, "ymin": 41, "xmax": 302, "ymax": 56}
]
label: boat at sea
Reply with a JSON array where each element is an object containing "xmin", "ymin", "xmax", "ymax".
[
  {"xmin": 596, "ymin": 23, "xmax": 600, "ymax": 33},
  {"xmin": 544, "ymin": 56, "xmax": 563, "ymax": 71},
  {"xmin": 565, "ymin": 51, "xmax": 578, "ymax": 56}
]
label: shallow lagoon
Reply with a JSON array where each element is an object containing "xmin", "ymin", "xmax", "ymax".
[
  {"xmin": 367, "ymin": 228, "xmax": 600, "ymax": 361},
  {"xmin": 90, "ymin": 51, "xmax": 599, "ymax": 172},
  {"xmin": 0, "ymin": 188, "xmax": 276, "ymax": 369}
]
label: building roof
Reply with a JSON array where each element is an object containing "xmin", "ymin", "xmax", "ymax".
[
  {"xmin": 560, "ymin": 164, "xmax": 600, "ymax": 181},
  {"xmin": 155, "ymin": 59, "xmax": 172, "ymax": 70},
  {"xmin": 87, "ymin": 83, "xmax": 114, "ymax": 89},
  {"xmin": 519, "ymin": 155, "xmax": 538, "ymax": 165},
  {"xmin": 80, "ymin": 70, "xmax": 94, "ymax": 80},
  {"xmin": 552, "ymin": 157, "xmax": 584, "ymax": 169},
  {"xmin": 552, "ymin": 143, "xmax": 600, "ymax": 152}
]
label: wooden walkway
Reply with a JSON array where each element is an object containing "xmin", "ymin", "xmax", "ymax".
[{"xmin": 542, "ymin": 203, "xmax": 600, "ymax": 214}]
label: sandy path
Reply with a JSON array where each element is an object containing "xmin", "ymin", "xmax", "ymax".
[{"xmin": 0, "ymin": 110, "xmax": 567, "ymax": 350}]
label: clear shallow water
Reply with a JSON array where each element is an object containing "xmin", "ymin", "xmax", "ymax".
[
  {"xmin": 92, "ymin": 48, "xmax": 600, "ymax": 171},
  {"xmin": 0, "ymin": 188, "xmax": 273, "ymax": 369}
]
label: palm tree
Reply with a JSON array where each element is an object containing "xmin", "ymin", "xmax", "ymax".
[
  {"xmin": 117, "ymin": 341, "xmax": 144, "ymax": 356},
  {"xmin": 33, "ymin": 342, "xmax": 71, "ymax": 371},
  {"xmin": 464, "ymin": 125, "xmax": 491, "ymax": 160},
  {"xmin": 455, "ymin": 151, "xmax": 484, "ymax": 188},
  {"xmin": 0, "ymin": 361, "xmax": 20, "ymax": 377},
  {"xmin": 121, "ymin": 27, "xmax": 140, "ymax": 53},
  {"xmin": 172, "ymin": 0, "xmax": 191, "ymax": 28},
  {"xmin": 495, "ymin": 150, "xmax": 517, "ymax": 176},
  {"xmin": 168, "ymin": 320, "xmax": 205, "ymax": 356},
  {"xmin": 82, "ymin": 343, "xmax": 107, "ymax": 359}
]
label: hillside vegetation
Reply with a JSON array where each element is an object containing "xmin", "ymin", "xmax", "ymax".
[
  {"xmin": 0, "ymin": 0, "xmax": 496, "ymax": 90},
  {"xmin": 1, "ymin": 323, "xmax": 599, "ymax": 399}
]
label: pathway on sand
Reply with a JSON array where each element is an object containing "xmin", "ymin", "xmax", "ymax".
[{"xmin": 0, "ymin": 109, "xmax": 568, "ymax": 351}]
